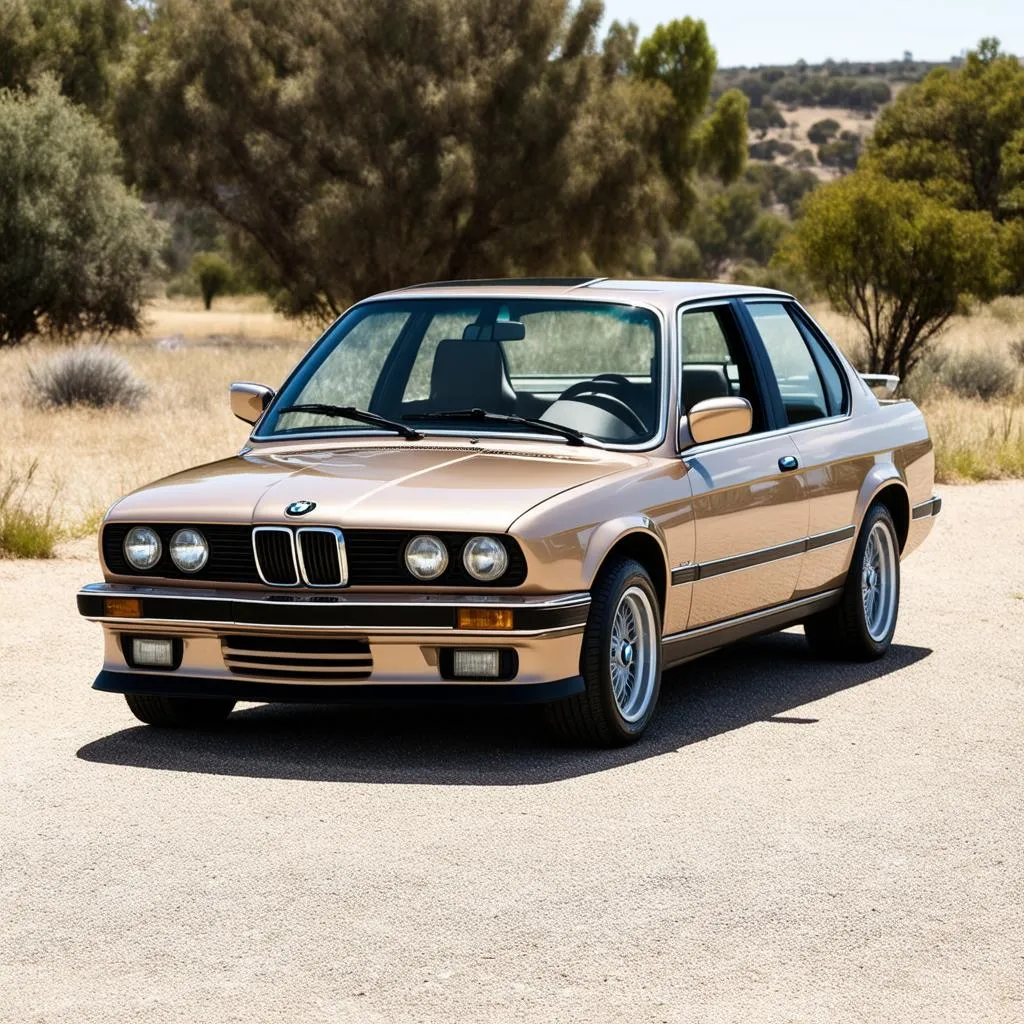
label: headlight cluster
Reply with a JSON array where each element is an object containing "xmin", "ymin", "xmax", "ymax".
[
  {"xmin": 123, "ymin": 526, "xmax": 208, "ymax": 573},
  {"xmin": 404, "ymin": 534, "xmax": 509, "ymax": 582}
]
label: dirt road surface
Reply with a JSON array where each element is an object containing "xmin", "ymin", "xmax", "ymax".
[{"xmin": 2, "ymin": 482, "xmax": 1022, "ymax": 1023}]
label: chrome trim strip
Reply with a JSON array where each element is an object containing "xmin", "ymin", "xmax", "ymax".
[
  {"xmin": 295, "ymin": 526, "xmax": 349, "ymax": 587},
  {"xmin": 670, "ymin": 526, "xmax": 855, "ymax": 586},
  {"xmin": 251, "ymin": 526, "xmax": 300, "ymax": 587},
  {"xmin": 663, "ymin": 588, "xmax": 843, "ymax": 644},
  {"xmin": 79, "ymin": 582, "xmax": 591, "ymax": 610}
]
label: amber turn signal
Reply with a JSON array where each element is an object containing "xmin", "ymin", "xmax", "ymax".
[
  {"xmin": 105, "ymin": 597, "xmax": 142, "ymax": 618},
  {"xmin": 457, "ymin": 607, "xmax": 514, "ymax": 630}
]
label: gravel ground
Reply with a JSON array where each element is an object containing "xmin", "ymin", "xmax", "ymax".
[{"xmin": 1, "ymin": 482, "xmax": 1022, "ymax": 1023}]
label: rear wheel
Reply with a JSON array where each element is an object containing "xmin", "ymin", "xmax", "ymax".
[
  {"xmin": 545, "ymin": 558, "xmax": 662, "ymax": 747},
  {"xmin": 804, "ymin": 503, "xmax": 900, "ymax": 660},
  {"xmin": 124, "ymin": 693, "xmax": 236, "ymax": 728}
]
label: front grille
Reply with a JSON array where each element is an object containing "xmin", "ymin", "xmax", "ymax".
[
  {"xmin": 102, "ymin": 524, "xmax": 526, "ymax": 587},
  {"xmin": 221, "ymin": 635, "xmax": 372, "ymax": 681},
  {"xmin": 253, "ymin": 528, "xmax": 299, "ymax": 585},
  {"xmin": 297, "ymin": 528, "xmax": 346, "ymax": 586}
]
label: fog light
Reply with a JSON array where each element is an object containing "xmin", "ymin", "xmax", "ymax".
[
  {"xmin": 131, "ymin": 637, "xmax": 174, "ymax": 668},
  {"xmin": 452, "ymin": 649, "xmax": 501, "ymax": 679}
]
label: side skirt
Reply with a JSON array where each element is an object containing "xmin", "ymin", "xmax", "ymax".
[{"xmin": 662, "ymin": 589, "xmax": 842, "ymax": 669}]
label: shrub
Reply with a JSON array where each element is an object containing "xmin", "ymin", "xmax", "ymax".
[
  {"xmin": 191, "ymin": 252, "xmax": 235, "ymax": 310},
  {"xmin": 1010, "ymin": 338, "xmax": 1024, "ymax": 366},
  {"xmin": 0, "ymin": 462, "xmax": 60, "ymax": 559},
  {"xmin": 808, "ymin": 118, "xmax": 840, "ymax": 144},
  {"xmin": 0, "ymin": 79, "xmax": 163, "ymax": 346},
  {"xmin": 26, "ymin": 346, "xmax": 148, "ymax": 410},
  {"xmin": 941, "ymin": 350, "xmax": 1018, "ymax": 400}
]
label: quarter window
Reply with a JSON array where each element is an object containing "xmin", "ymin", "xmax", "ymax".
[{"xmin": 746, "ymin": 302, "xmax": 834, "ymax": 425}]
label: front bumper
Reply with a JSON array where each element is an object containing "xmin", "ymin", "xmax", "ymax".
[{"xmin": 77, "ymin": 584, "xmax": 589, "ymax": 703}]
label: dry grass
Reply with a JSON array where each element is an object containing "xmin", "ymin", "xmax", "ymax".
[
  {"xmin": 809, "ymin": 297, "xmax": 1024, "ymax": 482},
  {"xmin": 1, "ymin": 296, "xmax": 1022, "ymax": 552},
  {"xmin": 1, "ymin": 307, "xmax": 310, "ymax": 531}
]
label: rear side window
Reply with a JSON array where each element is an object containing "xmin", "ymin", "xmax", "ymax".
[{"xmin": 746, "ymin": 302, "xmax": 840, "ymax": 425}]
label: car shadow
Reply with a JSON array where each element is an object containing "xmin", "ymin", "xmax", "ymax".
[{"xmin": 76, "ymin": 632, "xmax": 932, "ymax": 786}]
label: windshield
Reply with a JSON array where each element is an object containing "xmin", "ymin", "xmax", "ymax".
[{"xmin": 258, "ymin": 298, "xmax": 663, "ymax": 445}]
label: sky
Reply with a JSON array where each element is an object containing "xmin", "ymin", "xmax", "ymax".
[{"xmin": 600, "ymin": 0, "xmax": 1024, "ymax": 67}]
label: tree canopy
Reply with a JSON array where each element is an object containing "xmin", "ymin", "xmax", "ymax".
[
  {"xmin": 0, "ymin": 79, "xmax": 162, "ymax": 346},
  {"xmin": 115, "ymin": 1, "xmax": 747, "ymax": 318},
  {"xmin": 780, "ymin": 173, "xmax": 1001, "ymax": 376},
  {"xmin": 867, "ymin": 39, "xmax": 1024, "ymax": 222}
]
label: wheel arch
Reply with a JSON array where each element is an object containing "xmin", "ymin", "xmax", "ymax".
[
  {"xmin": 583, "ymin": 520, "xmax": 670, "ymax": 624},
  {"xmin": 856, "ymin": 470, "xmax": 911, "ymax": 553}
]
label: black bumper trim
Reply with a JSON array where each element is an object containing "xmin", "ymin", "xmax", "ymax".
[
  {"xmin": 912, "ymin": 496, "xmax": 942, "ymax": 520},
  {"xmin": 76, "ymin": 592, "xmax": 588, "ymax": 631},
  {"xmin": 92, "ymin": 670, "xmax": 585, "ymax": 705}
]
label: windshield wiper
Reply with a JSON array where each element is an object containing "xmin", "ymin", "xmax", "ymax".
[
  {"xmin": 277, "ymin": 404, "xmax": 423, "ymax": 440},
  {"xmin": 406, "ymin": 408, "xmax": 590, "ymax": 446}
]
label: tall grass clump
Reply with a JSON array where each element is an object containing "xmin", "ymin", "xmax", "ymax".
[
  {"xmin": 0, "ymin": 462, "xmax": 61, "ymax": 558},
  {"xmin": 929, "ymin": 398, "xmax": 1024, "ymax": 483},
  {"xmin": 26, "ymin": 346, "xmax": 147, "ymax": 410}
]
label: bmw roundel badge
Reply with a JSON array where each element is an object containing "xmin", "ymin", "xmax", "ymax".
[{"xmin": 285, "ymin": 500, "xmax": 317, "ymax": 517}]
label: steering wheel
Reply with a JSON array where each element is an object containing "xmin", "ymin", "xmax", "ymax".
[{"xmin": 556, "ymin": 376, "xmax": 647, "ymax": 435}]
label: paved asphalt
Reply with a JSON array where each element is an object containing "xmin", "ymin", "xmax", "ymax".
[{"xmin": 1, "ymin": 482, "xmax": 1021, "ymax": 1023}]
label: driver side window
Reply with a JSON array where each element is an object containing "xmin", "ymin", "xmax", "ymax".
[{"xmin": 679, "ymin": 306, "xmax": 763, "ymax": 431}]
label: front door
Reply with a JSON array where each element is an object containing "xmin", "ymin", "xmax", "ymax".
[{"xmin": 678, "ymin": 303, "xmax": 808, "ymax": 630}]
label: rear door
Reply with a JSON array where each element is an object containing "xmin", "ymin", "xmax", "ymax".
[
  {"xmin": 679, "ymin": 301, "xmax": 808, "ymax": 630},
  {"xmin": 740, "ymin": 299, "xmax": 859, "ymax": 599}
]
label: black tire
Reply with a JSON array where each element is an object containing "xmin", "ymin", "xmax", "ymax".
[
  {"xmin": 124, "ymin": 693, "xmax": 236, "ymax": 728},
  {"xmin": 804, "ymin": 502, "xmax": 901, "ymax": 661},
  {"xmin": 545, "ymin": 557, "xmax": 662, "ymax": 747}
]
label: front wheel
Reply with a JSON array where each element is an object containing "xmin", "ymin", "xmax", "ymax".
[
  {"xmin": 545, "ymin": 558, "xmax": 662, "ymax": 747},
  {"xmin": 804, "ymin": 502, "xmax": 901, "ymax": 660},
  {"xmin": 124, "ymin": 693, "xmax": 236, "ymax": 728}
]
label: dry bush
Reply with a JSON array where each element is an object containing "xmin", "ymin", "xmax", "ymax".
[
  {"xmin": 26, "ymin": 346, "xmax": 148, "ymax": 410},
  {"xmin": 941, "ymin": 350, "xmax": 1018, "ymax": 401},
  {"xmin": 928, "ymin": 397, "xmax": 1024, "ymax": 482},
  {"xmin": 1009, "ymin": 338, "xmax": 1024, "ymax": 367}
]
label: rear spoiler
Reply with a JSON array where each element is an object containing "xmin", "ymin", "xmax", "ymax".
[{"xmin": 860, "ymin": 373, "xmax": 900, "ymax": 398}]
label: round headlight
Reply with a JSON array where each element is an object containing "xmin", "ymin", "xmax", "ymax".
[
  {"xmin": 123, "ymin": 526, "xmax": 162, "ymax": 571},
  {"xmin": 462, "ymin": 536, "xmax": 508, "ymax": 581},
  {"xmin": 170, "ymin": 528, "xmax": 209, "ymax": 573},
  {"xmin": 405, "ymin": 534, "xmax": 448, "ymax": 580}
]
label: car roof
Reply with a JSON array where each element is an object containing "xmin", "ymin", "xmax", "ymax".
[{"xmin": 370, "ymin": 277, "xmax": 791, "ymax": 312}]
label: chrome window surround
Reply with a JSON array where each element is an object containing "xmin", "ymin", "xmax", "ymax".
[{"xmin": 674, "ymin": 295, "xmax": 858, "ymax": 458}]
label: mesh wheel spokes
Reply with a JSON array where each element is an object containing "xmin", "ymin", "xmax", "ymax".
[{"xmin": 608, "ymin": 586, "xmax": 658, "ymax": 722}]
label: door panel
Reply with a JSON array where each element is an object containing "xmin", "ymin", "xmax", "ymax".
[{"xmin": 684, "ymin": 434, "xmax": 808, "ymax": 629}]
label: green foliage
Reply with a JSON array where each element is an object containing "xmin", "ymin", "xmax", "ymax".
[
  {"xmin": 747, "ymin": 100, "xmax": 785, "ymax": 137},
  {"xmin": 748, "ymin": 138, "xmax": 794, "ymax": 161},
  {"xmin": 867, "ymin": 39, "xmax": 1024, "ymax": 221},
  {"xmin": 781, "ymin": 172, "xmax": 1002, "ymax": 376},
  {"xmin": 744, "ymin": 162, "xmax": 818, "ymax": 215},
  {"xmin": 807, "ymin": 118, "xmax": 840, "ymax": 145},
  {"xmin": 817, "ymin": 131, "xmax": 861, "ymax": 171},
  {"xmin": 190, "ymin": 253, "xmax": 235, "ymax": 310},
  {"xmin": 0, "ymin": 0, "xmax": 133, "ymax": 114},
  {"xmin": 117, "ymin": 1, "xmax": 745, "ymax": 318},
  {"xmin": 0, "ymin": 462, "xmax": 60, "ymax": 559},
  {"xmin": 688, "ymin": 182, "xmax": 789, "ymax": 276},
  {"xmin": 769, "ymin": 74, "xmax": 890, "ymax": 111},
  {"xmin": 0, "ymin": 80, "xmax": 163, "ymax": 346},
  {"xmin": 26, "ymin": 345, "xmax": 148, "ymax": 409}
]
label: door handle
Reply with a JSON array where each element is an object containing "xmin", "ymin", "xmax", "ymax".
[{"xmin": 778, "ymin": 455, "xmax": 799, "ymax": 472}]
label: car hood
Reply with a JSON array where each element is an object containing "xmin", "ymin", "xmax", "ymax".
[{"xmin": 108, "ymin": 443, "xmax": 642, "ymax": 533}]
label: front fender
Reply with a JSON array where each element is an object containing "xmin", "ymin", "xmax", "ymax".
[{"xmin": 580, "ymin": 517, "xmax": 671, "ymax": 595}]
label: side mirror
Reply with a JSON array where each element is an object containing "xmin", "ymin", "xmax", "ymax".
[
  {"xmin": 230, "ymin": 382, "xmax": 275, "ymax": 425},
  {"xmin": 679, "ymin": 397, "xmax": 753, "ymax": 449}
]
